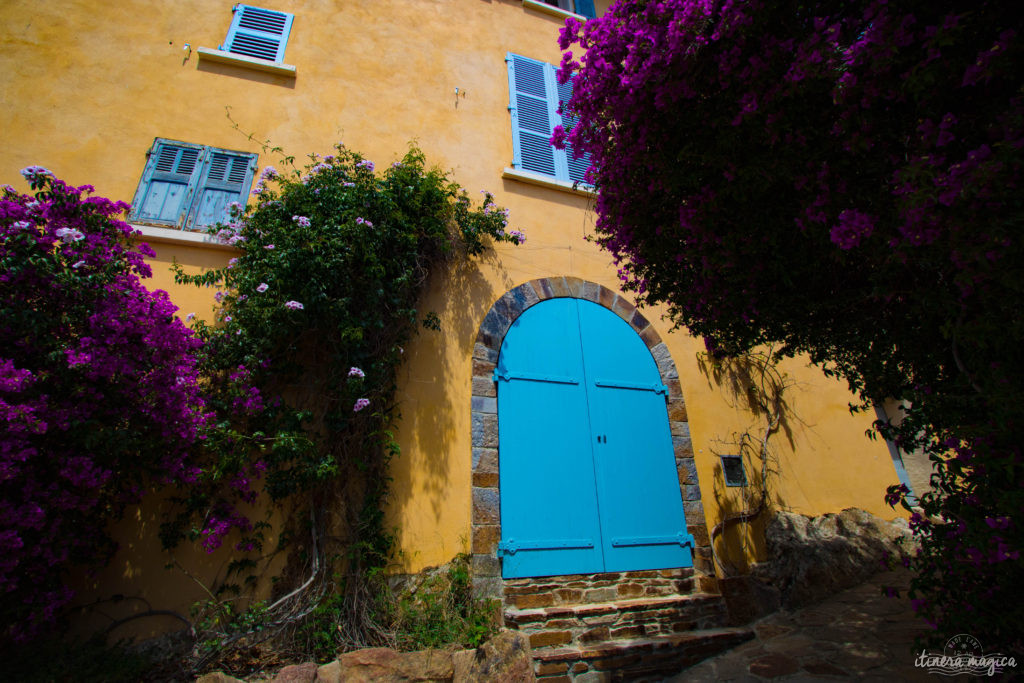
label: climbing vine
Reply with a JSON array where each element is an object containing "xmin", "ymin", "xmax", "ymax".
[
  {"xmin": 699, "ymin": 347, "xmax": 791, "ymax": 575},
  {"xmin": 172, "ymin": 143, "xmax": 522, "ymax": 671}
]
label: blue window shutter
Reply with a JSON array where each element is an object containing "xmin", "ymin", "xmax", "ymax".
[
  {"xmin": 508, "ymin": 54, "xmax": 592, "ymax": 185},
  {"xmin": 556, "ymin": 78, "xmax": 592, "ymax": 184},
  {"xmin": 185, "ymin": 149, "xmax": 257, "ymax": 230},
  {"xmin": 130, "ymin": 140, "xmax": 205, "ymax": 227},
  {"xmin": 574, "ymin": 0, "xmax": 597, "ymax": 19},
  {"xmin": 223, "ymin": 5, "xmax": 294, "ymax": 62},
  {"xmin": 508, "ymin": 53, "xmax": 557, "ymax": 177}
]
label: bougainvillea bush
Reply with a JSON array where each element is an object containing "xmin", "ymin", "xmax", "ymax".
[
  {"xmin": 0, "ymin": 169, "xmax": 209, "ymax": 640},
  {"xmin": 558, "ymin": 0, "xmax": 1022, "ymax": 648},
  {"xmin": 173, "ymin": 144, "xmax": 520, "ymax": 662}
]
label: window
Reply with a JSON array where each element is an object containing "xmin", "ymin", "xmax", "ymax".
[
  {"xmin": 506, "ymin": 53, "xmax": 592, "ymax": 186},
  {"xmin": 221, "ymin": 4, "xmax": 294, "ymax": 63},
  {"xmin": 129, "ymin": 139, "xmax": 257, "ymax": 231},
  {"xmin": 720, "ymin": 455, "xmax": 748, "ymax": 487},
  {"xmin": 538, "ymin": 0, "xmax": 596, "ymax": 19}
]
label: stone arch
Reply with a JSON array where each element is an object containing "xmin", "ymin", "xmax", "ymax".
[{"xmin": 469, "ymin": 277, "xmax": 712, "ymax": 601}]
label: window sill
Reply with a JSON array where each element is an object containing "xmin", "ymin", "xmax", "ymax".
[
  {"xmin": 129, "ymin": 223, "xmax": 239, "ymax": 251},
  {"xmin": 502, "ymin": 167, "xmax": 596, "ymax": 198},
  {"xmin": 522, "ymin": 0, "xmax": 590, "ymax": 22},
  {"xmin": 197, "ymin": 46, "xmax": 296, "ymax": 77}
]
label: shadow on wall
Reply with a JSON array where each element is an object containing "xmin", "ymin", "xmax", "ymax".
[
  {"xmin": 195, "ymin": 60, "xmax": 297, "ymax": 89},
  {"xmin": 696, "ymin": 349, "xmax": 797, "ymax": 577},
  {"xmin": 386, "ymin": 248, "xmax": 516, "ymax": 556},
  {"xmin": 65, "ymin": 489, "xmax": 287, "ymax": 642},
  {"xmin": 142, "ymin": 238, "xmax": 233, "ymax": 324}
]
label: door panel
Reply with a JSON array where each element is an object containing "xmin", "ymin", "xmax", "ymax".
[
  {"xmin": 587, "ymin": 385, "xmax": 693, "ymax": 571},
  {"xmin": 497, "ymin": 299, "xmax": 605, "ymax": 578},
  {"xmin": 577, "ymin": 300, "xmax": 693, "ymax": 571}
]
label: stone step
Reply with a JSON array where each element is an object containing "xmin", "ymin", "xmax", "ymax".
[
  {"xmin": 507, "ymin": 593, "xmax": 730, "ymax": 651},
  {"xmin": 531, "ymin": 627, "xmax": 755, "ymax": 681},
  {"xmin": 503, "ymin": 568, "xmax": 698, "ymax": 610}
]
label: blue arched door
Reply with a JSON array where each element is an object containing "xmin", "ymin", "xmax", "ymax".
[{"xmin": 496, "ymin": 298, "xmax": 694, "ymax": 578}]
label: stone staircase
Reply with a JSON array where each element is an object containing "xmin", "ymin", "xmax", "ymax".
[{"xmin": 502, "ymin": 568, "xmax": 754, "ymax": 681}]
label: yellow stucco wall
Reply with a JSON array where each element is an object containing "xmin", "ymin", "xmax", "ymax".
[{"xmin": 1, "ymin": 0, "xmax": 904, "ymax": 637}]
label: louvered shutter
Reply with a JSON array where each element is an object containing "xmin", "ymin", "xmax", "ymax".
[
  {"xmin": 556, "ymin": 78, "xmax": 592, "ymax": 184},
  {"xmin": 508, "ymin": 54, "xmax": 557, "ymax": 177},
  {"xmin": 508, "ymin": 54, "xmax": 593, "ymax": 186},
  {"xmin": 223, "ymin": 5, "xmax": 294, "ymax": 62},
  {"xmin": 185, "ymin": 151, "xmax": 256, "ymax": 230},
  {"xmin": 574, "ymin": 0, "xmax": 597, "ymax": 19},
  {"xmin": 131, "ymin": 141, "xmax": 204, "ymax": 227}
]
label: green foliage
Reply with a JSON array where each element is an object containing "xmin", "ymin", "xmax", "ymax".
[
  {"xmin": 170, "ymin": 143, "xmax": 518, "ymax": 661},
  {"xmin": 391, "ymin": 555, "xmax": 499, "ymax": 652},
  {"xmin": 296, "ymin": 556, "xmax": 499, "ymax": 662},
  {"xmin": 193, "ymin": 599, "xmax": 269, "ymax": 642},
  {"xmin": 298, "ymin": 587, "xmax": 350, "ymax": 663},
  {"xmin": 170, "ymin": 144, "xmax": 519, "ymax": 541}
]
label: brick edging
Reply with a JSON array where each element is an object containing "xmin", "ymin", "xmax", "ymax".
[{"xmin": 469, "ymin": 277, "xmax": 712, "ymax": 601}]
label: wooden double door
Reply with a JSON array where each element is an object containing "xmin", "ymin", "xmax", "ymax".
[{"xmin": 496, "ymin": 298, "xmax": 693, "ymax": 578}]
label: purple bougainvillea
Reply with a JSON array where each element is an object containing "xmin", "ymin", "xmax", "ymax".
[
  {"xmin": 557, "ymin": 0, "xmax": 1022, "ymax": 650},
  {"xmin": 1, "ymin": 173, "xmax": 211, "ymax": 640}
]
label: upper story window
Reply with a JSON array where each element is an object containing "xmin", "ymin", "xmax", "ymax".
[
  {"xmin": 506, "ymin": 53, "xmax": 591, "ymax": 186},
  {"xmin": 538, "ymin": 0, "xmax": 596, "ymax": 19},
  {"xmin": 129, "ymin": 139, "xmax": 257, "ymax": 232},
  {"xmin": 221, "ymin": 4, "xmax": 294, "ymax": 63}
]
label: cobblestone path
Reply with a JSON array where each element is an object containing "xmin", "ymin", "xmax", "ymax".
[{"xmin": 666, "ymin": 568, "xmax": 1007, "ymax": 681}]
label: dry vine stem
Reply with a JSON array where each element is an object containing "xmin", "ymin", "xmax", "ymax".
[
  {"xmin": 705, "ymin": 347, "xmax": 791, "ymax": 576},
  {"xmin": 188, "ymin": 509, "xmax": 328, "ymax": 675}
]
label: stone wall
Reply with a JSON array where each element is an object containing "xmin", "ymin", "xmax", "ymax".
[
  {"xmin": 197, "ymin": 629, "xmax": 535, "ymax": 683},
  {"xmin": 747, "ymin": 508, "xmax": 917, "ymax": 611}
]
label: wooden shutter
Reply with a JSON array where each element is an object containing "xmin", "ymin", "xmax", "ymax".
[
  {"xmin": 185, "ymin": 150, "xmax": 256, "ymax": 230},
  {"xmin": 508, "ymin": 54, "xmax": 593, "ymax": 186},
  {"xmin": 574, "ymin": 0, "xmax": 597, "ymax": 19},
  {"xmin": 556, "ymin": 78, "xmax": 592, "ymax": 184},
  {"xmin": 130, "ymin": 140, "xmax": 204, "ymax": 227},
  {"xmin": 223, "ymin": 5, "xmax": 294, "ymax": 62},
  {"xmin": 508, "ymin": 54, "xmax": 557, "ymax": 177}
]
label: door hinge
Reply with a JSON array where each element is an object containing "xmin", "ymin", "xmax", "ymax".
[
  {"xmin": 594, "ymin": 379, "xmax": 668, "ymax": 394},
  {"xmin": 611, "ymin": 532, "xmax": 694, "ymax": 548},
  {"xmin": 497, "ymin": 538, "xmax": 594, "ymax": 556},
  {"xmin": 493, "ymin": 370, "xmax": 579, "ymax": 385}
]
